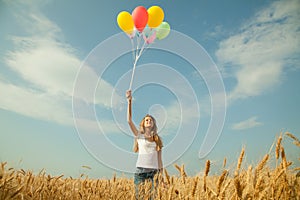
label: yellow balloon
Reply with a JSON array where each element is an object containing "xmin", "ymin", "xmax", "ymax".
[
  {"xmin": 147, "ymin": 6, "xmax": 164, "ymax": 28},
  {"xmin": 117, "ymin": 11, "xmax": 134, "ymax": 34}
]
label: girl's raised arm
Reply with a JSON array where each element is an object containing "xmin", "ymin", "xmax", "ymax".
[{"xmin": 126, "ymin": 90, "xmax": 138, "ymax": 136}]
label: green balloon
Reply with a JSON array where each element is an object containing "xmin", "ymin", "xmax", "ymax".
[{"xmin": 156, "ymin": 22, "xmax": 170, "ymax": 40}]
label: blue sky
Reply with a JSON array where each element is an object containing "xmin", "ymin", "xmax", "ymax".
[{"xmin": 1, "ymin": 0, "xmax": 299, "ymax": 178}]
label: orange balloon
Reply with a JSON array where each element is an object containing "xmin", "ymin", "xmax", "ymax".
[{"xmin": 147, "ymin": 6, "xmax": 164, "ymax": 28}]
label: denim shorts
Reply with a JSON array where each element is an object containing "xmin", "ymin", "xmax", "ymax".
[{"xmin": 134, "ymin": 167, "xmax": 158, "ymax": 185}]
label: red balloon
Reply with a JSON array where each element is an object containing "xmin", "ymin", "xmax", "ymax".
[{"xmin": 132, "ymin": 6, "xmax": 148, "ymax": 32}]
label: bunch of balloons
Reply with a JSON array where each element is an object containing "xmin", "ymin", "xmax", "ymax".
[
  {"xmin": 116, "ymin": 5, "xmax": 171, "ymax": 90},
  {"xmin": 117, "ymin": 5, "xmax": 170, "ymax": 41}
]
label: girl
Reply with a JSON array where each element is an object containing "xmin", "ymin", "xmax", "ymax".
[{"xmin": 126, "ymin": 90, "xmax": 163, "ymax": 198}]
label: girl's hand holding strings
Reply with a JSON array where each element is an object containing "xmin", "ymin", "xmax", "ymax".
[{"xmin": 126, "ymin": 90, "xmax": 132, "ymax": 101}]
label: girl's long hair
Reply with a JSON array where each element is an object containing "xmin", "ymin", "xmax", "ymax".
[{"xmin": 133, "ymin": 114, "xmax": 163, "ymax": 152}]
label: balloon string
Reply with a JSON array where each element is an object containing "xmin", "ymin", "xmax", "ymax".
[
  {"xmin": 129, "ymin": 33, "xmax": 146, "ymax": 90},
  {"xmin": 130, "ymin": 38, "xmax": 135, "ymax": 63},
  {"xmin": 137, "ymin": 32, "xmax": 147, "ymax": 58},
  {"xmin": 129, "ymin": 56, "xmax": 137, "ymax": 90},
  {"xmin": 129, "ymin": 32, "xmax": 138, "ymax": 90},
  {"xmin": 138, "ymin": 41, "xmax": 147, "ymax": 58},
  {"xmin": 129, "ymin": 32, "xmax": 151, "ymax": 90},
  {"xmin": 135, "ymin": 33, "xmax": 142, "ymax": 59},
  {"xmin": 137, "ymin": 31, "xmax": 154, "ymax": 61}
]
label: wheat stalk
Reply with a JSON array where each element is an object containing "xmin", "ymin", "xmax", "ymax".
[
  {"xmin": 234, "ymin": 175, "xmax": 243, "ymax": 199},
  {"xmin": 223, "ymin": 157, "xmax": 227, "ymax": 168},
  {"xmin": 275, "ymin": 134, "xmax": 282, "ymax": 160},
  {"xmin": 164, "ymin": 168, "xmax": 170, "ymax": 185},
  {"xmin": 235, "ymin": 147, "xmax": 245, "ymax": 176},
  {"xmin": 203, "ymin": 160, "xmax": 210, "ymax": 192},
  {"xmin": 191, "ymin": 176, "xmax": 199, "ymax": 197},
  {"xmin": 281, "ymin": 147, "xmax": 288, "ymax": 170},
  {"xmin": 257, "ymin": 154, "xmax": 269, "ymax": 172},
  {"xmin": 204, "ymin": 160, "xmax": 210, "ymax": 177},
  {"xmin": 217, "ymin": 170, "xmax": 228, "ymax": 196},
  {"xmin": 285, "ymin": 132, "xmax": 300, "ymax": 147}
]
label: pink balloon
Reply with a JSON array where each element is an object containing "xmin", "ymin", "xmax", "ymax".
[
  {"xmin": 132, "ymin": 6, "xmax": 148, "ymax": 32},
  {"xmin": 143, "ymin": 30, "xmax": 156, "ymax": 44}
]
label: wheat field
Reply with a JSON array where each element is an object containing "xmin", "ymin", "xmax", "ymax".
[{"xmin": 1, "ymin": 132, "xmax": 299, "ymax": 200}]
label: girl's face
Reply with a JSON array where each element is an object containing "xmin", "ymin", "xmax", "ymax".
[{"xmin": 144, "ymin": 116, "xmax": 154, "ymax": 128}]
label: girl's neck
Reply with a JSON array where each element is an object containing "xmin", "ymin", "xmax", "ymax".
[{"xmin": 144, "ymin": 128, "xmax": 151, "ymax": 135}]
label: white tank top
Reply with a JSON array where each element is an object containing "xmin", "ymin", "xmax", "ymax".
[{"xmin": 135, "ymin": 133, "xmax": 158, "ymax": 169}]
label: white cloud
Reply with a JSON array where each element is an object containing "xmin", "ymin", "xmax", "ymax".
[
  {"xmin": 230, "ymin": 62, "xmax": 282, "ymax": 100},
  {"xmin": 1, "ymin": 2, "xmax": 122, "ymax": 127},
  {"xmin": 231, "ymin": 116, "xmax": 263, "ymax": 130},
  {"xmin": 216, "ymin": 0, "xmax": 300, "ymax": 102},
  {"xmin": 0, "ymin": 82, "xmax": 73, "ymax": 125},
  {"xmin": 6, "ymin": 37, "xmax": 80, "ymax": 96}
]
